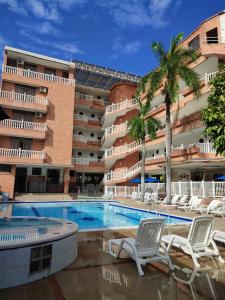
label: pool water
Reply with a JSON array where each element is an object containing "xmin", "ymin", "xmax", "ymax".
[
  {"xmin": 11, "ymin": 202, "xmax": 191, "ymax": 230},
  {"xmin": 0, "ymin": 217, "xmax": 62, "ymax": 229}
]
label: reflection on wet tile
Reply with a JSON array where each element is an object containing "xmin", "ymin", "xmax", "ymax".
[{"xmin": 1, "ymin": 230, "xmax": 225, "ymax": 300}]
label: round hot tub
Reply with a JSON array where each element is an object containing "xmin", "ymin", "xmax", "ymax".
[{"xmin": 0, "ymin": 217, "xmax": 78, "ymax": 289}]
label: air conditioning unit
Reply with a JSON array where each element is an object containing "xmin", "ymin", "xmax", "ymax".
[
  {"xmin": 17, "ymin": 58, "xmax": 24, "ymax": 65},
  {"xmin": 39, "ymin": 86, "xmax": 48, "ymax": 93},
  {"xmin": 35, "ymin": 112, "xmax": 43, "ymax": 118}
]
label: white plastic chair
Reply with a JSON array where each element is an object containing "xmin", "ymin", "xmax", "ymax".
[
  {"xmin": 108, "ymin": 218, "xmax": 174, "ymax": 276},
  {"xmin": 213, "ymin": 230, "xmax": 225, "ymax": 244},
  {"xmin": 178, "ymin": 196, "xmax": 201, "ymax": 211},
  {"xmin": 176, "ymin": 195, "xmax": 189, "ymax": 206},
  {"xmin": 193, "ymin": 200, "xmax": 222, "ymax": 215},
  {"xmin": 162, "ymin": 216, "xmax": 224, "ymax": 268}
]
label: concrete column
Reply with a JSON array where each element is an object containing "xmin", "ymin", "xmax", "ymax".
[
  {"xmin": 63, "ymin": 168, "xmax": 70, "ymax": 194},
  {"xmin": 81, "ymin": 172, "xmax": 85, "ymax": 193}
]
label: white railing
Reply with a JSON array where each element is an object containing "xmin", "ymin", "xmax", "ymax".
[
  {"xmin": 105, "ymin": 96, "xmax": 139, "ymax": 114},
  {"xmin": 104, "ymin": 161, "xmax": 142, "ymax": 183},
  {"xmin": 75, "ymin": 92, "xmax": 105, "ymax": 103},
  {"xmin": 0, "ymin": 119, "xmax": 47, "ymax": 132},
  {"xmin": 146, "ymin": 154, "xmax": 165, "ymax": 162},
  {"xmin": 105, "ymin": 140, "xmax": 141, "ymax": 158},
  {"xmin": 103, "ymin": 121, "xmax": 128, "ymax": 139},
  {"xmin": 0, "ymin": 90, "xmax": 49, "ymax": 106},
  {"xmin": 0, "ymin": 148, "xmax": 46, "ymax": 159},
  {"xmin": 201, "ymin": 71, "xmax": 218, "ymax": 84},
  {"xmin": 72, "ymin": 157, "xmax": 103, "ymax": 165},
  {"xmin": 105, "ymin": 181, "xmax": 225, "ymax": 198},
  {"xmin": 197, "ymin": 142, "xmax": 216, "ymax": 153},
  {"xmin": 3, "ymin": 65, "xmax": 75, "ymax": 86},
  {"xmin": 74, "ymin": 114, "xmax": 88, "ymax": 122}
]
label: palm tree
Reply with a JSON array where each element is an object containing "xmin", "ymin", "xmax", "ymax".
[
  {"xmin": 138, "ymin": 33, "xmax": 201, "ymax": 204},
  {"xmin": 128, "ymin": 100, "xmax": 159, "ymax": 202}
]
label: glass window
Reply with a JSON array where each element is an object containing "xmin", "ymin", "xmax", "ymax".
[
  {"xmin": 44, "ymin": 68, "xmax": 56, "ymax": 76},
  {"xmin": 70, "ymin": 170, "xmax": 75, "ymax": 177},
  {"xmin": 90, "ymin": 153, "xmax": 94, "ymax": 157},
  {"xmin": 62, "ymin": 71, "xmax": 69, "ymax": 78},
  {"xmin": 188, "ymin": 35, "xmax": 200, "ymax": 51},
  {"xmin": 90, "ymin": 133, "xmax": 94, "ymax": 137},
  {"xmin": 206, "ymin": 28, "xmax": 218, "ymax": 44},
  {"xmin": 0, "ymin": 164, "xmax": 12, "ymax": 172},
  {"xmin": 32, "ymin": 168, "xmax": 42, "ymax": 176},
  {"xmin": 78, "ymin": 152, "xmax": 82, "ymax": 156},
  {"xmin": 15, "ymin": 84, "xmax": 36, "ymax": 96},
  {"xmin": 24, "ymin": 63, "xmax": 37, "ymax": 72},
  {"xmin": 7, "ymin": 58, "xmax": 17, "ymax": 67},
  {"xmin": 11, "ymin": 138, "xmax": 32, "ymax": 150}
]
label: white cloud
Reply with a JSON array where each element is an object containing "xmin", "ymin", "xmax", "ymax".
[
  {"xmin": 20, "ymin": 31, "xmax": 84, "ymax": 55},
  {"xmin": 95, "ymin": 0, "xmax": 180, "ymax": 29},
  {"xmin": 112, "ymin": 37, "xmax": 142, "ymax": 57},
  {"xmin": 17, "ymin": 21, "xmax": 61, "ymax": 36},
  {"xmin": 0, "ymin": 0, "xmax": 27, "ymax": 16}
]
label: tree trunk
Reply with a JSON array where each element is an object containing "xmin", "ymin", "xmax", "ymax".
[
  {"xmin": 165, "ymin": 96, "xmax": 172, "ymax": 204},
  {"xmin": 141, "ymin": 141, "xmax": 146, "ymax": 202}
]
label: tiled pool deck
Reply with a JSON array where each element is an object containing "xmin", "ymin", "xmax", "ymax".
[{"xmin": 1, "ymin": 196, "xmax": 225, "ymax": 299}]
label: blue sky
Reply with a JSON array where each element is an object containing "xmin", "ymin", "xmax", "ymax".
[{"xmin": 0, "ymin": 0, "xmax": 224, "ymax": 76}]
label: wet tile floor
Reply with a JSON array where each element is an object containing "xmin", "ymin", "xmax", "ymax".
[{"xmin": 1, "ymin": 228, "xmax": 225, "ymax": 300}]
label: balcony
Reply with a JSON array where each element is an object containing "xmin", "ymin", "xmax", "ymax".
[
  {"xmin": 101, "ymin": 121, "xmax": 128, "ymax": 149},
  {"xmin": 73, "ymin": 135, "xmax": 101, "ymax": 151},
  {"xmin": 104, "ymin": 161, "xmax": 142, "ymax": 184},
  {"xmin": 200, "ymin": 35, "xmax": 225, "ymax": 57},
  {"xmin": 0, "ymin": 90, "xmax": 49, "ymax": 113},
  {"xmin": 72, "ymin": 157, "xmax": 105, "ymax": 172},
  {"xmin": 104, "ymin": 140, "xmax": 141, "ymax": 168},
  {"xmin": 75, "ymin": 92, "xmax": 105, "ymax": 112},
  {"xmin": 145, "ymin": 142, "xmax": 223, "ymax": 172},
  {"xmin": 0, "ymin": 148, "xmax": 46, "ymax": 164},
  {"xmin": 74, "ymin": 114, "xmax": 102, "ymax": 130},
  {"xmin": 2, "ymin": 65, "xmax": 75, "ymax": 86},
  {"xmin": 102, "ymin": 96, "xmax": 139, "ymax": 129},
  {"xmin": 0, "ymin": 119, "xmax": 47, "ymax": 139}
]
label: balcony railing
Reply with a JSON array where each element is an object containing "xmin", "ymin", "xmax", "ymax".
[
  {"xmin": 0, "ymin": 148, "xmax": 46, "ymax": 159},
  {"xmin": 105, "ymin": 96, "xmax": 139, "ymax": 114},
  {"xmin": 75, "ymin": 92, "xmax": 105, "ymax": 104},
  {"xmin": 200, "ymin": 36, "xmax": 225, "ymax": 44},
  {"xmin": 103, "ymin": 121, "xmax": 128, "ymax": 139},
  {"xmin": 104, "ymin": 161, "xmax": 142, "ymax": 183},
  {"xmin": 74, "ymin": 114, "xmax": 101, "ymax": 123},
  {"xmin": 3, "ymin": 65, "xmax": 75, "ymax": 86},
  {"xmin": 0, "ymin": 90, "xmax": 49, "ymax": 106},
  {"xmin": 0, "ymin": 119, "xmax": 47, "ymax": 132},
  {"xmin": 72, "ymin": 157, "xmax": 103, "ymax": 165},
  {"xmin": 73, "ymin": 135, "xmax": 101, "ymax": 144},
  {"xmin": 201, "ymin": 71, "xmax": 218, "ymax": 84},
  {"xmin": 105, "ymin": 140, "xmax": 141, "ymax": 158}
]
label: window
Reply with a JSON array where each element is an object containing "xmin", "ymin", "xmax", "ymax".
[
  {"xmin": 78, "ymin": 152, "xmax": 82, "ymax": 156},
  {"xmin": 13, "ymin": 110, "xmax": 34, "ymax": 122},
  {"xmin": 188, "ymin": 35, "xmax": 200, "ymax": 51},
  {"xmin": 90, "ymin": 133, "xmax": 94, "ymax": 137},
  {"xmin": 91, "ymin": 114, "xmax": 95, "ymax": 118},
  {"xmin": 0, "ymin": 164, "xmax": 12, "ymax": 172},
  {"xmin": 32, "ymin": 168, "xmax": 42, "ymax": 176},
  {"xmin": 97, "ymin": 96, "xmax": 101, "ymax": 99},
  {"xmin": 78, "ymin": 131, "xmax": 83, "ymax": 135},
  {"xmin": 90, "ymin": 153, "xmax": 94, "ymax": 157},
  {"xmin": 98, "ymin": 136, "xmax": 101, "ymax": 140},
  {"xmin": 24, "ymin": 63, "xmax": 37, "ymax": 72},
  {"xmin": 30, "ymin": 245, "xmax": 52, "ymax": 275},
  {"xmin": 199, "ymin": 138, "xmax": 204, "ymax": 143},
  {"xmin": 70, "ymin": 170, "xmax": 75, "ymax": 177},
  {"xmin": 156, "ymin": 150, "xmax": 159, "ymax": 154},
  {"xmin": 7, "ymin": 58, "xmax": 17, "ymax": 67},
  {"xmin": 44, "ymin": 68, "xmax": 56, "ymax": 76},
  {"xmin": 206, "ymin": 27, "xmax": 218, "ymax": 44},
  {"xmin": 98, "ymin": 156, "xmax": 102, "ymax": 160},
  {"xmin": 47, "ymin": 169, "xmax": 60, "ymax": 184},
  {"xmin": 62, "ymin": 71, "xmax": 69, "ymax": 78},
  {"xmin": 15, "ymin": 84, "xmax": 36, "ymax": 96},
  {"xmin": 79, "ymin": 112, "xmax": 84, "ymax": 115},
  {"xmin": 11, "ymin": 138, "xmax": 32, "ymax": 150}
]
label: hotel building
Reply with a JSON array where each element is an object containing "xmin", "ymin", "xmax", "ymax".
[{"xmin": 0, "ymin": 11, "xmax": 225, "ymax": 198}]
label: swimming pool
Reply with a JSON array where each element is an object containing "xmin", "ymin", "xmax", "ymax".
[{"xmin": 10, "ymin": 202, "xmax": 191, "ymax": 230}]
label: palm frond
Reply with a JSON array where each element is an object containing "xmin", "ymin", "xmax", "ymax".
[
  {"xmin": 176, "ymin": 47, "xmax": 199, "ymax": 63},
  {"xmin": 178, "ymin": 65, "xmax": 201, "ymax": 98},
  {"xmin": 151, "ymin": 42, "xmax": 167, "ymax": 63},
  {"xmin": 169, "ymin": 32, "xmax": 183, "ymax": 55},
  {"xmin": 128, "ymin": 116, "xmax": 145, "ymax": 142},
  {"xmin": 146, "ymin": 118, "xmax": 160, "ymax": 140}
]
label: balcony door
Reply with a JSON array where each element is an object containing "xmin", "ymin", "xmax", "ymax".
[
  {"xmin": 15, "ymin": 84, "xmax": 36, "ymax": 96},
  {"xmin": 15, "ymin": 167, "xmax": 27, "ymax": 193},
  {"xmin": 11, "ymin": 137, "xmax": 32, "ymax": 150}
]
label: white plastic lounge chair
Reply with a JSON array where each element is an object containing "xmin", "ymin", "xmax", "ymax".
[
  {"xmin": 211, "ymin": 204, "xmax": 225, "ymax": 217},
  {"xmin": 108, "ymin": 218, "xmax": 174, "ymax": 276},
  {"xmin": 178, "ymin": 196, "xmax": 201, "ymax": 211},
  {"xmin": 171, "ymin": 194, "xmax": 180, "ymax": 205},
  {"xmin": 193, "ymin": 200, "xmax": 222, "ymax": 215},
  {"xmin": 162, "ymin": 216, "xmax": 224, "ymax": 268},
  {"xmin": 103, "ymin": 191, "xmax": 114, "ymax": 199},
  {"xmin": 177, "ymin": 195, "xmax": 189, "ymax": 206},
  {"xmin": 213, "ymin": 230, "xmax": 225, "ymax": 244}
]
